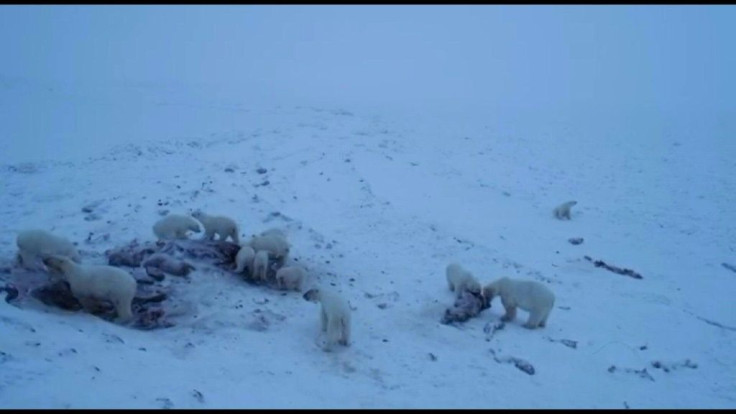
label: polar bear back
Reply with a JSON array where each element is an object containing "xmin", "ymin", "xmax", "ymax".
[
  {"xmin": 446, "ymin": 263, "xmax": 480, "ymax": 294},
  {"xmin": 497, "ymin": 277, "xmax": 555, "ymax": 311},
  {"xmin": 72, "ymin": 264, "xmax": 137, "ymax": 300},
  {"xmin": 153, "ymin": 214, "xmax": 200, "ymax": 240},
  {"xmin": 248, "ymin": 234, "xmax": 289, "ymax": 258},
  {"xmin": 260, "ymin": 228, "xmax": 287, "ymax": 239},
  {"xmin": 17, "ymin": 229, "xmax": 80, "ymax": 262},
  {"xmin": 191, "ymin": 211, "xmax": 239, "ymax": 241},
  {"xmin": 275, "ymin": 266, "xmax": 305, "ymax": 291},
  {"xmin": 313, "ymin": 289, "xmax": 350, "ymax": 320}
]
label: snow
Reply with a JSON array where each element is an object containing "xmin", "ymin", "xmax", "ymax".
[{"xmin": 1, "ymin": 5, "xmax": 736, "ymax": 409}]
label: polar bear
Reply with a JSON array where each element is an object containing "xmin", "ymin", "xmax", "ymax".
[
  {"xmin": 303, "ymin": 288, "xmax": 351, "ymax": 351},
  {"xmin": 16, "ymin": 229, "xmax": 81, "ymax": 270},
  {"xmin": 233, "ymin": 245, "xmax": 256, "ymax": 276},
  {"xmin": 446, "ymin": 263, "xmax": 481, "ymax": 298},
  {"xmin": 481, "ymin": 277, "xmax": 555, "ymax": 329},
  {"xmin": 260, "ymin": 227, "xmax": 287, "ymax": 239},
  {"xmin": 252, "ymin": 250, "xmax": 270, "ymax": 282},
  {"xmin": 191, "ymin": 210, "xmax": 240, "ymax": 244},
  {"xmin": 247, "ymin": 232, "xmax": 290, "ymax": 268},
  {"xmin": 43, "ymin": 255, "xmax": 137, "ymax": 323},
  {"xmin": 153, "ymin": 214, "xmax": 201, "ymax": 240},
  {"xmin": 275, "ymin": 266, "xmax": 305, "ymax": 291},
  {"xmin": 553, "ymin": 200, "xmax": 577, "ymax": 220}
]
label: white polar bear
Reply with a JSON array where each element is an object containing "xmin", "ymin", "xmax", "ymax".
[
  {"xmin": 247, "ymin": 232, "xmax": 290, "ymax": 268},
  {"xmin": 260, "ymin": 228, "xmax": 287, "ymax": 239},
  {"xmin": 303, "ymin": 288, "xmax": 351, "ymax": 351},
  {"xmin": 153, "ymin": 214, "xmax": 201, "ymax": 240},
  {"xmin": 481, "ymin": 277, "xmax": 555, "ymax": 329},
  {"xmin": 191, "ymin": 211, "xmax": 240, "ymax": 244},
  {"xmin": 234, "ymin": 245, "xmax": 256, "ymax": 276},
  {"xmin": 553, "ymin": 200, "xmax": 577, "ymax": 220},
  {"xmin": 16, "ymin": 229, "xmax": 81, "ymax": 270},
  {"xmin": 252, "ymin": 250, "xmax": 270, "ymax": 282},
  {"xmin": 275, "ymin": 266, "xmax": 305, "ymax": 291},
  {"xmin": 43, "ymin": 255, "xmax": 137, "ymax": 323},
  {"xmin": 446, "ymin": 263, "xmax": 481, "ymax": 298}
]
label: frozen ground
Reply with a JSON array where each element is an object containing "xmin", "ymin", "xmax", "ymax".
[{"xmin": 0, "ymin": 77, "xmax": 735, "ymax": 408}]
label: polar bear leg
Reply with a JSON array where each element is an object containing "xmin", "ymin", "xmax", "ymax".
[
  {"xmin": 320, "ymin": 308, "xmax": 328, "ymax": 333},
  {"xmin": 448, "ymin": 280, "xmax": 455, "ymax": 291},
  {"xmin": 500, "ymin": 297, "xmax": 517, "ymax": 322},
  {"xmin": 204, "ymin": 229, "xmax": 215, "ymax": 240},
  {"xmin": 339, "ymin": 317, "xmax": 350, "ymax": 346},
  {"xmin": 292, "ymin": 278, "xmax": 302, "ymax": 292},
  {"xmin": 77, "ymin": 296, "xmax": 97, "ymax": 312},
  {"xmin": 19, "ymin": 250, "xmax": 38, "ymax": 269},
  {"xmin": 524, "ymin": 311, "xmax": 544, "ymax": 329},
  {"xmin": 115, "ymin": 299, "xmax": 134, "ymax": 323},
  {"xmin": 501, "ymin": 306, "xmax": 517, "ymax": 322},
  {"xmin": 230, "ymin": 230, "xmax": 240, "ymax": 245},
  {"xmin": 326, "ymin": 317, "xmax": 342, "ymax": 348},
  {"xmin": 538, "ymin": 308, "xmax": 552, "ymax": 327}
]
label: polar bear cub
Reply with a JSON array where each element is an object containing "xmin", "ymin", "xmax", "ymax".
[
  {"xmin": 446, "ymin": 263, "xmax": 481, "ymax": 298},
  {"xmin": 234, "ymin": 245, "xmax": 256, "ymax": 275},
  {"xmin": 553, "ymin": 200, "xmax": 577, "ymax": 220},
  {"xmin": 43, "ymin": 255, "xmax": 137, "ymax": 323},
  {"xmin": 153, "ymin": 214, "xmax": 201, "ymax": 240},
  {"xmin": 482, "ymin": 277, "xmax": 555, "ymax": 329},
  {"xmin": 191, "ymin": 210, "xmax": 240, "ymax": 244},
  {"xmin": 303, "ymin": 288, "xmax": 351, "ymax": 351},
  {"xmin": 260, "ymin": 228, "xmax": 287, "ymax": 239},
  {"xmin": 16, "ymin": 229, "xmax": 81, "ymax": 269},
  {"xmin": 275, "ymin": 266, "xmax": 305, "ymax": 291},
  {"xmin": 247, "ymin": 231, "xmax": 290, "ymax": 267},
  {"xmin": 252, "ymin": 250, "xmax": 270, "ymax": 282}
]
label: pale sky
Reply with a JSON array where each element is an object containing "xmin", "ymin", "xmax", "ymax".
[{"xmin": 1, "ymin": 5, "xmax": 734, "ymax": 115}]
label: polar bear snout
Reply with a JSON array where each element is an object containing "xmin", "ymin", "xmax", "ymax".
[
  {"xmin": 42, "ymin": 255, "xmax": 66, "ymax": 272},
  {"xmin": 303, "ymin": 289, "xmax": 319, "ymax": 302}
]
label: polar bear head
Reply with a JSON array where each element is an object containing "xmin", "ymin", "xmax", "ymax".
[
  {"xmin": 303, "ymin": 288, "xmax": 320, "ymax": 303},
  {"xmin": 42, "ymin": 255, "xmax": 73, "ymax": 275},
  {"xmin": 185, "ymin": 214, "xmax": 203, "ymax": 233},
  {"xmin": 481, "ymin": 284, "xmax": 499, "ymax": 306},
  {"xmin": 466, "ymin": 278, "xmax": 482, "ymax": 295}
]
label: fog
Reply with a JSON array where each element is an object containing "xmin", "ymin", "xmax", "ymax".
[{"xmin": 2, "ymin": 5, "xmax": 735, "ymax": 119}]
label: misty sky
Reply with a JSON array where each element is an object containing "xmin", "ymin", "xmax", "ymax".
[{"xmin": 1, "ymin": 5, "xmax": 735, "ymax": 115}]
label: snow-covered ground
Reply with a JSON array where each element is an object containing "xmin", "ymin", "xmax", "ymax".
[{"xmin": 1, "ymin": 74, "xmax": 734, "ymax": 409}]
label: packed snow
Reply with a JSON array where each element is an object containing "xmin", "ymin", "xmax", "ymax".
[{"xmin": 1, "ymin": 5, "xmax": 735, "ymax": 409}]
